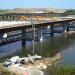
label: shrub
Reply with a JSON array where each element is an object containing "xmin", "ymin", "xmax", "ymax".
[{"xmin": 46, "ymin": 65, "xmax": 75, "ymax": 75}]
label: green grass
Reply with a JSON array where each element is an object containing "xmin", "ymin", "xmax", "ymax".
[
  {"xmin": 0, "ymin": 65, "xmax": 17, "ymax": 75},
  {"xmin": 46, "ymin": 65, "xmax": 75, "ymax": 75},
  {"xmin": 0, "ymin": 70, "xmax": 11, "ymax": 75},
  {"xmin": 0, "ymin": 64, "xmax": 75, "ymax": 75}
]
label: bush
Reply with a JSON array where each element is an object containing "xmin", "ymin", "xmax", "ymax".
[
  {"xmin": 0, "ymin": 70, "xmax": 11, "ymax": 75},
  {"xmin": 46, "ymin": 65, "xmax": 75, "ymax": 75},
  {"xmin": 0, "ymin": 65, "xmax": 17, "ymax": 75}
]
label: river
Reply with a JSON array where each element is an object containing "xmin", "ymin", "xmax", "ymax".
[{"xmin": 0, "ymin": 31, "xmax": 75, "ymax": 65}]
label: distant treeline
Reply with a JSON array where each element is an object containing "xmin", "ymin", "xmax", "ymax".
[
  {"xmin": 0, "ymin": 10, "xmax": 8, "ymax": 14},
  {"xmin": 0, "ymin": 9, "xmax": 75, "ymax": 15},
  {"xmin": 64, "ymin": 10, "xmax": 75, "ymax": 15}
]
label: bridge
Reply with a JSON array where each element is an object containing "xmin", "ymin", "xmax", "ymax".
[
  {"xmin": 0, "ymin": 18, "xmax": 75, "ymax": 46},
  {"xmin": 0, "ymin": 18, "xmax": 75, "ymax": 33},
  {"xmin": 0, "ymin": 13, "xmax": 64, "ymax": 21}
]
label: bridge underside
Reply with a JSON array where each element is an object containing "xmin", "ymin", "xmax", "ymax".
[
  {"xmin": 0, "ymin": 18, "xmax": 75, "ymax": 46},
  {"xmin": 0, "ymin": 19, "xmax": 75, "ymax": 34}
]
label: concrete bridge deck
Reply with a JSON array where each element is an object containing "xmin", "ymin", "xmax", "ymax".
[
  {"xmin": 0, "ymin": 18, "xmax": 75, "ymax": 34},
  {"xmin": 0, "ymin": 18, "xmax": 75, "ymax": 46}
]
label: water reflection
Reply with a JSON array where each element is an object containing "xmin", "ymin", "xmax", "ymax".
[{"xmin": 0, "ymin": 32, "xmax": 75, "ymax": 65}]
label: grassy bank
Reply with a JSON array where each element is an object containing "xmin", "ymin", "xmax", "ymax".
[
  {"xmin": 1, "ymin": 64, "xmax": 75, "ymax": 75},
  {"xmin": 0, "ymin": 64, "xmax": 19, "ymax": 75},
  {"xmin": 45, "ymin": 65, "xmax": 75, "ymax": 75}
]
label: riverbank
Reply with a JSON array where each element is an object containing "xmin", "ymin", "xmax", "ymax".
[
  {"xmin": 1, "ymin": 63, "xmax": 75, "ymax": 75},
  {"xmin": 0, "ymin": 52, "xmax": 62, "ymax": 75},
  {"xmin": 0, "ymin": 51, "xmax": 75, "ymax": 75}
]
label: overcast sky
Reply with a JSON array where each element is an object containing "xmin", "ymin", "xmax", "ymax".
[{"xmin": 0, "ymin": 0, "xmax": 75, "ymax": 9}]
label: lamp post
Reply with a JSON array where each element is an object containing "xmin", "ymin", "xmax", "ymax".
[{"xmin": 31, "ymin": 17, "xmax": 35, "ymax": 55}]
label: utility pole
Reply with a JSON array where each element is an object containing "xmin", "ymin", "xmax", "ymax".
[{"xmin": 31, "ymin": 17, "xmax": 35, "ymax": 55}]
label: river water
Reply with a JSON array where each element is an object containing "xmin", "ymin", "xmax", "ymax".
[{"xmin": 0, "ymin": 31, "xmax": 75, "ymax": 65}]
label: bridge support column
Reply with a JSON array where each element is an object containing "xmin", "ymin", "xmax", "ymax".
[
  {"xmin": 50, "ymin": 25, "xmax": 54, "ymax": 37},
  {"xmin": 0, "ymin": 16, "xmax": 2, "ymax": 21},
  {"xmin": 47, "ymin": 25, "xmax": 51, "ymax": 33},
  {"xmin": 22, "ymin": 29, "xmax": 26, "ymax": 47},
  {"xmin": 66, "ymin": 23, "xmax": 70, "ymax": 31},
  {"xmin": 63, "ymin": 23, "xmax": 70, "ymax": 32},
  {"xmin": 37, "ymin": 28, "xmax": 43, "ymax": 42},
  {"xmin": 69, "ymin": 22, "xmax": 75, "ymax": 29}
]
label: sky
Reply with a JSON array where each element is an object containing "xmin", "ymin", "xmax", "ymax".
[{"xmin": 0, "ymin": 0, "xmax": 75, "ymax": 9}]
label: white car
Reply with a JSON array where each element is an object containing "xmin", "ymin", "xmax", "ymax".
[{"xmin": 3, "ymin": 56, "xmax": 20, "ymax": 67}]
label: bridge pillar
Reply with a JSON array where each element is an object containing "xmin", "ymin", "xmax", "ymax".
[
  {"xmin": 63, "ymin": 23, "xmax": 70, "ymax": 32},
  {"xmin": 50, "ymin": 24, "xmax": 54, "ymax": 37},
  {"xmin": 66, "ymin": 23, "xmax": 70, "ymax": 31},
  {"xmin": 22, "ymin": 29, "xmax": 26, "ymax": 47},
  {"xmin": 69, "ymin": 22, "xmax": 75, "ymax": 29},
  {"xmin": 37, "ymin": 28, "xmax": 43, "ymax": 42},
  {"xmin": 0, "ymin": 16, "xmax": 2, "ymax": 21},
  {"xmin": 47, "ymin": 25, "xmax": 51, "ymax": 33}
]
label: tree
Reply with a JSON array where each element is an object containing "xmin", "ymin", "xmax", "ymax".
[{"xmin": 64, "ymin": 10, "xmax": 75, "ymax": 15}]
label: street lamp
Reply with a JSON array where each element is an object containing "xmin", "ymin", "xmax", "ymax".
[{"xmin": 31, "ymin": 17, "xmax": 35, "ymax": 55}]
